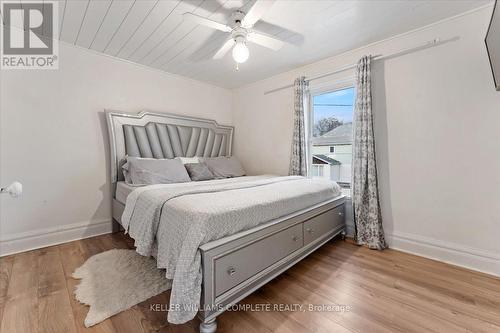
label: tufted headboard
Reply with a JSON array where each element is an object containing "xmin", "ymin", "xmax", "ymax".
[{"xmin": 105, "ymin": 110, "xmax": 234, "ymax": 183}]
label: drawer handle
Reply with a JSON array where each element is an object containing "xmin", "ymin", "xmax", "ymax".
[
  {"xmin": 227, "ymin": 267, "xmax": 236, "ymax": 276},
  {"xmin": 338, "ymin": 212, "xmax": 343, "ymax": 216},
  {"xmin": 292, "ymin": 235, "xmax": 298, "ymax": 242},
  {"xmin": 306, "ymin": 228, "xmax": 314, "ymax": 234}
]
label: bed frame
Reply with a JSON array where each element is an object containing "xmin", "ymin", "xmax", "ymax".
[{"xmin": 106, "ymin": 110, "xmax": 346, "ymax": 333}]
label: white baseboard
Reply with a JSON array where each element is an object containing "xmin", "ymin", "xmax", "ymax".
[
  {"xmin": 386, "ymin": 231, "xmax": 500, "ymax": 277},
  {"xmin": 0, "ymin": 219, "xmax": 113, "ymax": 257}
]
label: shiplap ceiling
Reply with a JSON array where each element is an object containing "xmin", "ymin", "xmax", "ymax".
[{"xmin": 14, "ymin": 0, "xmax": 492, "ymax": 87}]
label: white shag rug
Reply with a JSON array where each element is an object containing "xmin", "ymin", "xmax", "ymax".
[{"xmin": 73, "ymin": 249, "xmax": 172, "ymax": 327}]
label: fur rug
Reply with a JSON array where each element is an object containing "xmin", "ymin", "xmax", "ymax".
[{"xmin": 73, "ymin": 249, "xmax": 172, "ymax": 327}]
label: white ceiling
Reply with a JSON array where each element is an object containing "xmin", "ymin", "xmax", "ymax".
[{"xmin": 13, "ymin": 0, "xmax": 492, "ymax": 87}]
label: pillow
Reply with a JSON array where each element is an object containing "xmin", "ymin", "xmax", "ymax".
[
  {"xmin": 121, "ymin": 160, "xmax": 132, "ymax": 184},
  {"xmin": 184, "ymin": 163, "xmax": 215, "ymax": 181},
  {"xmin": 125, "ymin": 157, "xmax": 191, "ymax": 185},
  {"xmin": 175, "ymin": 156, "xmax": 200, "ymax": 164},
  {"xmin": 202, "ymin": 156, "xmax": 245, "ymax": 178}
]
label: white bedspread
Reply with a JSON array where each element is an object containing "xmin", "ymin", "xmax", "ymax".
[{"xmin": 121, "ymin": 175, "xmax": 341, "ymax": 324}]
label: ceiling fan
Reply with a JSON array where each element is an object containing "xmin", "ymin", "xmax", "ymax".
[{"xmin": 183, "ymin": 0, "xmax": 288, "ymax": 69}]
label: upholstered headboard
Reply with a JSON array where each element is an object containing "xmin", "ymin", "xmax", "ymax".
[{"xmin": 105, "ymin": 110, "xmax": 234, "ymax": 183}]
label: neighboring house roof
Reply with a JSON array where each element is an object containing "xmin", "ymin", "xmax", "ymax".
[
  {"xmin": 313, "ymin": 154, "xmax": 341, "ymax": 165},
  {"xmin": 313, "ymin": 123, "xmax": 353, "ymax": 145}
]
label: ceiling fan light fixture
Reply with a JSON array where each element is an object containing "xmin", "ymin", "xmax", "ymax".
[
  {"xmin": 232, "ymin": 41, "xmax": 249, "ymax": 63},
  {"xmin": 189, "ymin": 0, "xmax": 286, "ymax": 65}
]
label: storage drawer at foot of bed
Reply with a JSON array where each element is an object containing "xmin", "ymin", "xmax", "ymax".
[
  {"xmin": 303, "ymin": 204, "xmax": 345, "ymax": 245},
  {"xmin": 214, "ymin": 223, "xmax": 303, "ymax": 296}
]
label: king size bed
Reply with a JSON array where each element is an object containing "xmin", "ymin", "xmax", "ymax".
[{"xmin": 106, "ymin": 110, "xmax": 346, "ymax": 333}]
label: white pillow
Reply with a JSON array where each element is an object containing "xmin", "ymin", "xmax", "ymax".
[{"xmin": 175, "ymin": 156, "xmax": 200, "ymax": 164}]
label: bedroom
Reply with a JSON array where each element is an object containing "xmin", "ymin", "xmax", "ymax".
[{"xmin": 0, "ymin": 0, "xmax": 499, "ymax": 332}]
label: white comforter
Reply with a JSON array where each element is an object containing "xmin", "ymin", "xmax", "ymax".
[{"xmin": 121, "ymin": 175, "xmax": 341, "ymax": 324}]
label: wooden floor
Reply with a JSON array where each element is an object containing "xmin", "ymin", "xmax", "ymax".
[{"xmin": 1, "ymin": 233, "xmax": 499, "ymax": 333}]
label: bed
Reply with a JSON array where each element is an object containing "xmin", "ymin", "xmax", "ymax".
[{"xmin": 106, "ymin": 110, "xmax": 346, "ymax": 333}]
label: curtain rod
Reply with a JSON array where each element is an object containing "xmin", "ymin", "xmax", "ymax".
[{"xmin": 264, "ymin": 37, "xmax": 451, "ymax": 95}]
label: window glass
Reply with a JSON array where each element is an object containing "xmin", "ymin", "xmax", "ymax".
[{"xmin": 311, "ymin": 87, "xmax": 355, "ymax": 196}]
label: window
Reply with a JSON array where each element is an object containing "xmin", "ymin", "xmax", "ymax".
[
  {"xmin": 311, "ymin": 165, "xmax": 324, "ymax": 177},
  {"xmin": 310, "ymin": 86, "xmax": 355, "ymax": 197}
]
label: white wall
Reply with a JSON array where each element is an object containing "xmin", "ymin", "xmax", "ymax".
[
  {"xmin": 232, "ymin": 6, "xmax": 500, "ymax": 276},
  {"xmin": 0, "ymin": 42, "xmax": 233, "ymax": 255}
]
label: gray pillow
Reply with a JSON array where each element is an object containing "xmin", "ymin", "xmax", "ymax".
[
  {"xmin": 126, "ymin": 157, "xmax": 191, "ymax": 185},
  {"xmin": 121, "ymin": 160, "xmax": 132, "ymax": 184},
  {"xmin": 202, "ymin": 156, "xmax": 245, "ymax": 178},
  {"xmin": 185, "ymin": 163, "xmax": 215, "ymax": 181}
]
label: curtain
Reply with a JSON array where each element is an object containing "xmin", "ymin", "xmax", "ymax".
[
  {"xmin": 352, "ymin": 56, "xmax": 387, "ymax": 250},
  {"xmin": 289, "ymin": 76, "xmax": 309, "ymax": 176}
]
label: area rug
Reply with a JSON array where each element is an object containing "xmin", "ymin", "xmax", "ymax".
[{"xmin": 73, "ymin": 249, "xmax": 172, "ymax": 327}]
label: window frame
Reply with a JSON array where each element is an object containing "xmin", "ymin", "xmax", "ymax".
[{"xmin": 307, "ymin": 79, "xmax": 355, "ymax": 185}]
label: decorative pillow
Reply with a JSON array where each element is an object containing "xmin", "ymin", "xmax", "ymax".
[
  {"xmin": 126, "ymin": 157, "xmax": 191, "ymax": 185},
  {"xmin": 121, "ymin": 160, "xmax": 132, "ymax": 184},
  {"xmin": 201, "ymin": 156, "xmax": 245, "ymax": 178},
  {"xmin": 175, "ymin": 156, "xmax": 200, "ymax": 164},
  {"xmin": 185, "ymin": 163, "xmax": 215, "ymax": 181}
]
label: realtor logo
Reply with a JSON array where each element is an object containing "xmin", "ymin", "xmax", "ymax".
[{"xmin": 1, "ymin": 1, "xmax": 58, "ymax": 69}]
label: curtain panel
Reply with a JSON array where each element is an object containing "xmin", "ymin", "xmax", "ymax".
[
  {"xmin": 289, "ymin": 76, "xmax": 309, "ymax": 176},
  {"xmin": 352, "ymin": 56, "xmax": 387, "ymax": 250}
]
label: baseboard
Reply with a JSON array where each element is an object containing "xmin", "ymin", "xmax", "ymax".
[
  {"xmin": 0, "ymin": 219, "xmax": 113, "ymax": 257},
  {"xmin": 386, "ymin": 231, "xmax": 500, "ymax": 277}
]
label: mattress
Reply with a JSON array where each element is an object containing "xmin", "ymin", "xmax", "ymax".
[{"xmin": 115, "ymin": 181, "xmax": 140, "ymax": 204}]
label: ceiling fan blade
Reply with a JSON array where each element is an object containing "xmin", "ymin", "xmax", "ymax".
[
  {"xmin": 242, "ymin": 0, "xmax": 276, "ymax": 27},
  {"xmin": 248, "ymin": 32, "xmax": 284, "ymax": 51},
  {"xmin": 183, "ymin": 12, "xmax": 232, "ymax": 32},
  {"xmin": 213, "ymin": 39, "xmax": 236, "ymax": 59}
]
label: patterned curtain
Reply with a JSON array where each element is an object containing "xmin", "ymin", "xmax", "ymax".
[
  {"xmin": 352, "ymin": 56, "xmax": 387, "ymax": 250},
  {"xmin": 289, "ymin": 77, "xmax": 309, "ymax": 176}
]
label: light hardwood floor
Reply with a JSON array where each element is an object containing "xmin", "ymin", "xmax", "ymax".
[{"xmin": 0, "ymin": 233, "xmax": 499, "ymax": 333}]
